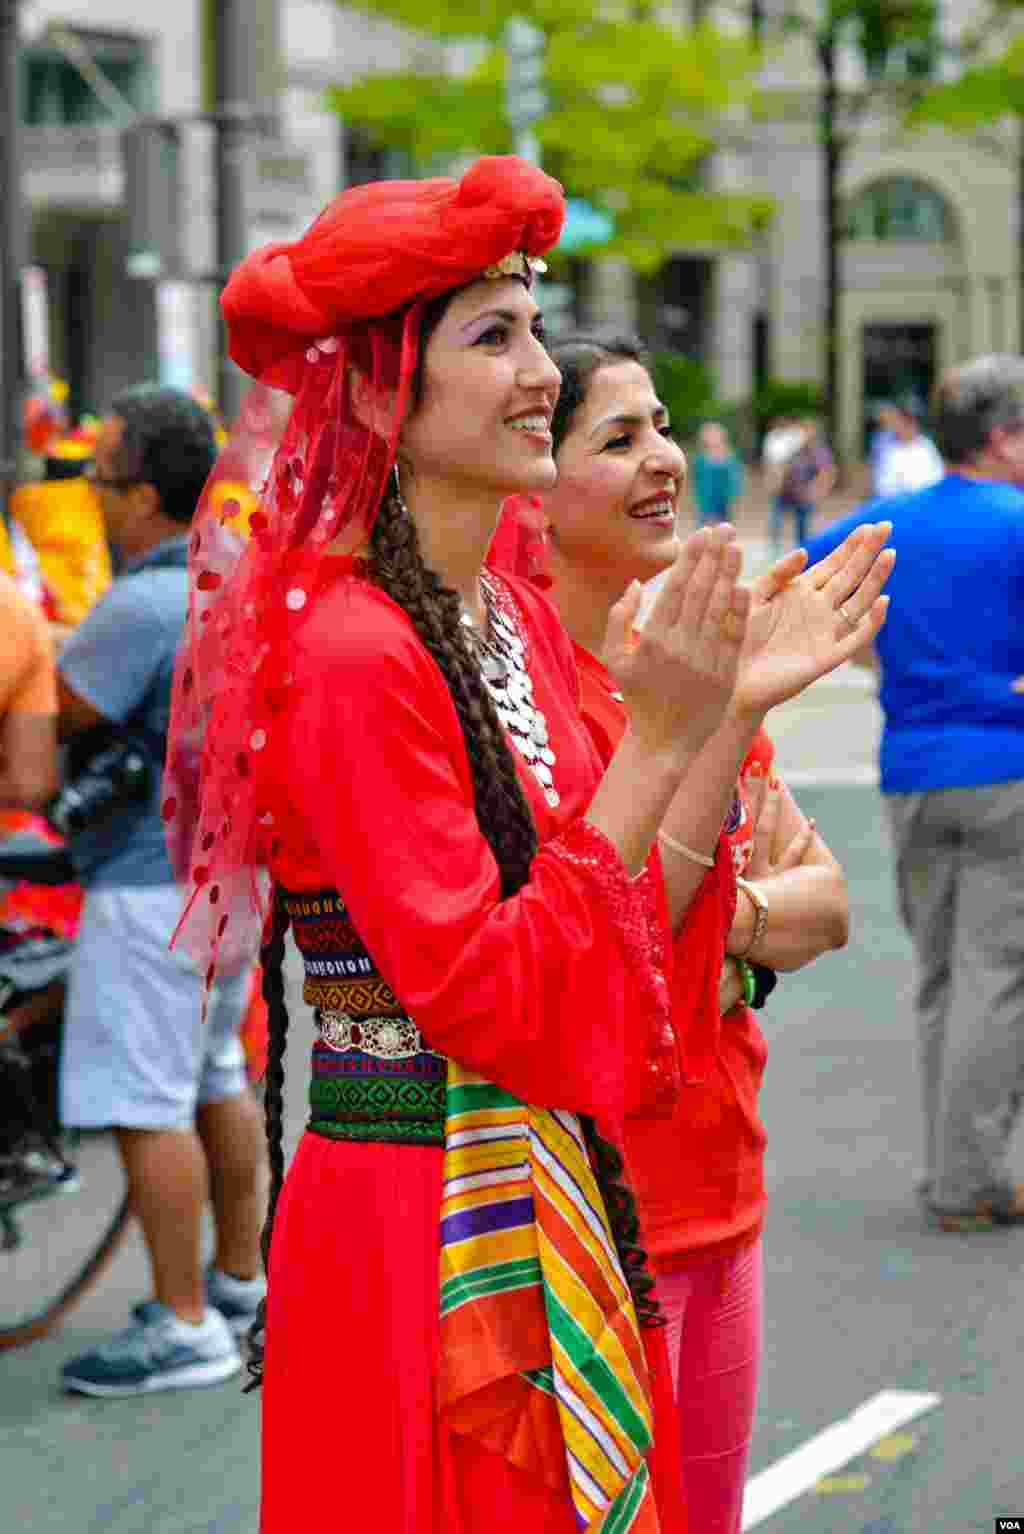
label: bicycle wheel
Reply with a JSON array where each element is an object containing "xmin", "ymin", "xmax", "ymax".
[{"xmin": 0, "ymin": 1128, "xmax": 131, "ymax": 1350}]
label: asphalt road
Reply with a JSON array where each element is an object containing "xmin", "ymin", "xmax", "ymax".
[{"xmin": 4, "ymin": 650, "xmax": 1024, "ymax": 1532}]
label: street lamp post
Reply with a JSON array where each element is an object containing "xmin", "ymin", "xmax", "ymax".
[
  {"xmin": 503, "ymin": 17, "xmax": 579, "ymax": 334},
  {"xmin": 212, "ymin": 0, "xmax": 249, "ymax": 423},
  {"xmin": 0, "ymin": 0, "xmax": 24, "ymax": 532},
  {"xmin": 503, "ymin": 16, "xmax": 545, "ymax": 168}
]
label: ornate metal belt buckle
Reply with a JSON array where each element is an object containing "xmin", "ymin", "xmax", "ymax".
[
  {"xmin": 316, "ymin": 1010, "xmax": 434, "ymax": 1059},
  {"xmin": 317, "ymin": 1011, "xmax": 356, "ymax": 1052}
]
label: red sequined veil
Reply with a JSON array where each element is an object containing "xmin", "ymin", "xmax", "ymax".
[{"xmin": 164, "ymin": 157, "xmax": 566, "ymax": 983}]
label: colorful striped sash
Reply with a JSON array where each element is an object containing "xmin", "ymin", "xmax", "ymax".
[{"xmin": 440, "ymin": 1064, "xmax": 660, "ymax": 1533}]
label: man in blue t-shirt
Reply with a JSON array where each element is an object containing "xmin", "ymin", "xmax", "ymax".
[
  {"xmin": 54, "ymin": 387, "xmax": 264, "ymax": 1395},
  {"xmin": 804, "ymin": 355, "xmax": 1024, "ymax": 1231}
]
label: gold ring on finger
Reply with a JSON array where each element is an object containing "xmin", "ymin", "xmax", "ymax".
[{"xmin": 838, "ymin": 602, "xmax": 858, "ymax": 631}]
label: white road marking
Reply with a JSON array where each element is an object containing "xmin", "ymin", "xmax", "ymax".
[
  {"xmin": 741, "ymin": 1389, "xmax": 941, "ymax": 1529},
  {"xmin": 779, "ymin": 766, "xmax": 879, "ymax": 787}
]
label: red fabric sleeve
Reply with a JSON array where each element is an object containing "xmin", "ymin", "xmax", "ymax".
[
  {"xmin": 273, "ymin": 581, "xmax": 673, "ymax": 1131},
  {"xmin": 665, "ymin": 834, "xmax": 736, "ymax": 1085},
  {"xmin": 571, "ymin": 639, "xmax": 738, "ymax": 1094}
]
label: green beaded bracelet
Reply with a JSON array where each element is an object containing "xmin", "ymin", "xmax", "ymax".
[{"xmin": 735, "ymin": 957, "xmax": 757, "ymax": 1008}]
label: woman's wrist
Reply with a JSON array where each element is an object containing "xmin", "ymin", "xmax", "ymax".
[
  {"xmin": 619, "ymin": 725, "xmax": 695, "ymax": 786},
  {"xmin": 723, "ymin": 695, "xmax": 768, "ymax": 734},
  {"xmin": 726, "ymin": 888, "xmax": 757, "ymax": 954},
  {"xmin": 589, "ymin": 730, "xmax": 695, "ymax": 877},
  {"xmin": 734, "ymin": 877, "xmax": 769, "ymax": 958}
]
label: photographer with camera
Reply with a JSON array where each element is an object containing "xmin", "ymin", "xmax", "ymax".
[{"xmin": 53, "ymin": 387, "xmax": 264, "ymax": 1396}]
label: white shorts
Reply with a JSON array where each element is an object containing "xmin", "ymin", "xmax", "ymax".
[{"xmin": 60, "ymin": 883, "xmax": 250, "ymax": 1131}]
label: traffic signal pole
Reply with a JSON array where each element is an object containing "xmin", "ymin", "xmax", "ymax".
[{"xmin": 0, "ymin": 0, "xmax": 24, "ymax": 531}]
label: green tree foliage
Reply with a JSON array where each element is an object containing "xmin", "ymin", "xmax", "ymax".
[
  {"xmin": 830, "ymin": 0, "xmax": 938, "ymax": 80},
  {"xmin": 326, "ymin": 2, "xmax": 772, "ymax": 273},
  {"xmin": 907, "ymin": 7, "xmax": 1024, "ymax": 129}
]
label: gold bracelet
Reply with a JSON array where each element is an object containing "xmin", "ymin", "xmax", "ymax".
[
  {"xmin": 735, "ymin": 877, "xmax": 769, "ymax": 957},
  {"xmin": 657, "ymin": 830, "xmax": 715, "ymax": 869}
]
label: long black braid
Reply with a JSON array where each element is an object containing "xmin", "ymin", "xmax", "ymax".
[
  {"xmin": 243, "ymin": 887, "xmax": 290, "ymax": 1391},
  {"xmin": 369, "ymin": 488, "xmax": 662, "ymax": 1329}
]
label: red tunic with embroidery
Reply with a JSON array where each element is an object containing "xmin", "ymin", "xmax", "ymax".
[
  {"xmin": 255, "ymin": 559, "xmax": 685, "ymax": 1534},
  {"xmin": 572, "ymin": 641, "xmax": 771, "ymax": 1269}
]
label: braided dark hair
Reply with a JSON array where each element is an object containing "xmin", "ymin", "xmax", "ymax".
[
  {"xmin": 545, "ymin": 331, "xmax": 663, "ymax": 1325},
  {"xmin": 369, "ymin": 488, "xmax": 662, "ymax": 1329},
  {"xmin": 243, "ymin": 887, "xmax": 290, "ymax": 1391}
]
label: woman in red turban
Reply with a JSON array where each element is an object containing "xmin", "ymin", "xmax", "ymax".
[{"xmin": 163, "ymin": 157, "xmax": 765, "ymax": 1532}]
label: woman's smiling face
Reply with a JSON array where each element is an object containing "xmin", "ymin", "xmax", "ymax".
[
  {"xmin": 398, "ymin": 277, "xmax": 562, "ymax": 499},
  {"xmin": 544, "ymin": 360, "xmax": 687, "ymax": 584}
]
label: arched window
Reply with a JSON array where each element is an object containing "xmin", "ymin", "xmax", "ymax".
[{"xmin": 845, "ymin": 177, "xmax": 954, "ymax": 243}]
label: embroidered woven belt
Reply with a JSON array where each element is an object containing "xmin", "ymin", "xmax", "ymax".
[
  {"xmin": 308, "ymin": 1032, "xmax": 446, "ymax": 1146},
  {"xmin": 281, "ymin": 886, "xmax": 447, "ymax": 1148}
]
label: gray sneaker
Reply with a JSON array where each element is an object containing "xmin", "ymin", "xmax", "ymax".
[
  {"xmin": 61, "ymin": 1301, "xmax": 241, "ymax": 1397},
  {"xmin": 206, "ymin": 1266, "xmax": 266, "ymax": 1339}
]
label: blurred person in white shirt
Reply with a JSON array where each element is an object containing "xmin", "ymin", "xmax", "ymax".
[
  {"xmin": 874, "ymin": 399, "xmax": 944, "ymax": 500},
  {"xmin": 761, "ymin": 416, "xmax": 807, "ymax": 491}
]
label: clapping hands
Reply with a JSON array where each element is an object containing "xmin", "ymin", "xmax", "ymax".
[
  {"xmin": 603, "ymin": 524, "xmax": 750, "ymax": 762},
  {"xmin": 602, "ymin": 520, "xmax": 893, "ymax": 766},
  {"xmin": 730, "ymin": 523, "xmax": 894, "ymax": 723}
]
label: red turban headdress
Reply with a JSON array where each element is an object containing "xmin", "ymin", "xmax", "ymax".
[{"xmin": 166, "ymin": 156, "xmax": 566, "ymax": 979}]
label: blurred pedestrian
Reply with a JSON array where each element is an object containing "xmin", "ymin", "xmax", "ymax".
[
  {"xmin": 533, "ymin": 332, "xmax": 888, "ymax": 1534},
  {"xmin": 691, "ymin": 421, "xmax": 744, "ymax": 526},
  {"xmin": 770, "ymin": 418, "xmax": 836, "ymax": 551},
  {"xmin": 804, "ymin": 355, "xmax": 1024, "ymax": 1231},
  {"xmin": 56, "ymin": 386, "xmax": 265, "ymax": 1396},
  {"xmin": 761, "ymin": 414, "xmax": 806, "ymax": 487},
  {"xmin": 873, "ymin": 398, "xmax": 943, "ymax": 500},
  {"xmin": 166, "ymin": 158, "xmax": 701, "ymax": 1532},
  {"xmin": 868, "ymin": 402, "xmax": 898, "ymax": 494}
]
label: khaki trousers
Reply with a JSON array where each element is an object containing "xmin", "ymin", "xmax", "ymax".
[{"xmin": 887, "ymin": 779, "xmax": 1024, "ymax": 1212}]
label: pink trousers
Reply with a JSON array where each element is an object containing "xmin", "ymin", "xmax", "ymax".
[{"xmin": 657, "ymin": 1237, "xmax": 763, "ymax": 1534}]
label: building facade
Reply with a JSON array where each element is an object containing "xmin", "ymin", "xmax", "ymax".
[
  {"xmin": 16, "ymin": 0, "xmax": 355, "ymax": 417},
  {"xmin": 629, "ymin": 0, "xmax": 1020, "ymax": 457},
  {"xmin": 15, "ymin": 0, "xmax": 1021, "ymax": 459}
]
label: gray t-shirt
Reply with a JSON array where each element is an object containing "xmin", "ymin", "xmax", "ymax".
[{"xmin": 58, "ymin": 537, "xmax": 189, "ymax": 888}]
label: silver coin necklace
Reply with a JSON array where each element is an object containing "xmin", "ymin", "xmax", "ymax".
[{"xmin": 460, "ymin": 576, "xmax": 561, "ymax": 809}]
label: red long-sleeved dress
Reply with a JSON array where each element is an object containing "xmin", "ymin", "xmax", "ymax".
[
  {"xmin": 255, "ymin": 557, "xmax": 685, "ymax": 1533},
  {"xmin": 570, "ymin": 642, "xmax": 770, "ymax": 1270}
]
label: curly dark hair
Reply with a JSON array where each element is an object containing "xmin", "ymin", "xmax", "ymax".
[
  {"xmin": 245, "ymin": 302, "xmax": 662, "ymax": 1391},
  {"xmin": 108, "ymin": 385, "xmax": 218, "ymax": 525}
]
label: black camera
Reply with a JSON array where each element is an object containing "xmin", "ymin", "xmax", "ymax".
[
  {"xmin": 0, "ymin": 736, "xmax": 157, "ymax": 888},
  {"xmin": 46, "ymin": 738, "xmax": 152, "ymax": 838}
]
